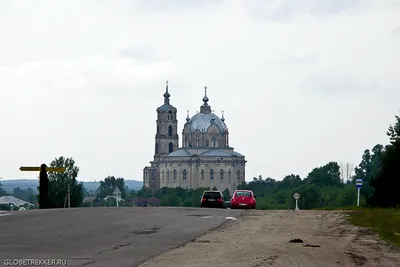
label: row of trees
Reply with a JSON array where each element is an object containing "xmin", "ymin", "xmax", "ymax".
[
  {"xmin": 128, "ymin": 112, "xmax": 399, "ymax": 209},
  {"xmin": 4, "ymin": 112, "xmax": 398, "ymax": 210}
]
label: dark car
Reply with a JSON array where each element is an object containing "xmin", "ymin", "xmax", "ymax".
[{"xmin": 200, "ymin": 190, "xmax": 226, "ymax": 209}]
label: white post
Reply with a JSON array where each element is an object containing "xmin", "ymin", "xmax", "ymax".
[
  {"xmin": 116, "ymin": 190, "xmax": 119, "ymax": 207},
  {"xmin": 357, "ymin": 187, "xmax": 360, "ymax": 207},
  {"xmin": 295, "ymin": 199, "xmax": 299, "ymax": 211}
]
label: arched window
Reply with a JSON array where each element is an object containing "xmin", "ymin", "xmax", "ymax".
[
  {"xmin": 167, "ymin": 170, "xmax": 170, "ymax": 182},
  {"xmin": 220, "ymin": 169, "xmax": 224, "ymax": 180},
  {"xmin": 173, "ymin": 169, "xmax": 177, "ymax": 181},
  {"xmin": 183, "ymin": 169, "xmax": 187, "ymax": 180},
  {"xmin": 169, "ymin": 142, "xmax": 173, "ymax": 153},
  {"xmin": 228, "ymin": 170, "xmax": 231, "ymax": 182},
  {"xmin": 237, "ymin": 170, "xmax": 241, "ymax": 181},
  {"xmin": 210, "ymin": 169, "xmax": 214, "ymax": 180},
  {"xmin": 168, "ymin": 125, "xmax": 173, "ymax": 136},
  {"xmin": 155, "ymin": 143, "xmax": 158, "ymax": 154},
  {"xmin": 162, "ymin": 171, "xmax": 165, "ymax": 183},
  {"xmin": 212, "ymin": 138, "xmax": 216, "ymax": 147},
  {"xmin": 201, "ymin": 169, "xmax": 205, "ymax": 180}
]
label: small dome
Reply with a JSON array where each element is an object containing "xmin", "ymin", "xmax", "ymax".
[{"xmin": 187, "ymin": 112, "xmax": 228, "ymax": 133}]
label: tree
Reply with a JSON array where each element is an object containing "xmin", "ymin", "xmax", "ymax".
[
  {"xmin": 136, "ymin": 186, "xmax": 153, "ymax": 198},
  {"xmin": 0, "ymin": 182, "xmax": 6, "ymax": 196},
  {"xmin": 368, "ymin": 113, "xmax": 400, "ymax": 207},
  {"xmin": 304, "ymin": 162, "xmax": 341, "ymax": 187},
  {"xmin": 223, "ymin": 188, "xmax": 231, "ymax": 200},
  {"xmin": 97, "ymin": 176, "xmax": 127, "ymax": 199},
  {"xmin": 340, "ymin": 162, "xmax": 354, "ymax": 183},
  {"xmin": 13, "ymin": 187, "xmax": 36, "ymax": 203},
  {"xmin": 344, "ymin": 162, "xmax": 354, "ymax": 183},
  {"xmin": 354, "ymin": 145, "xmax": 385, "ymax": 200},
  {"xmin": 354, "ymin": 145, "xmax": 384, "ymax": 182},
  {"xmin": 387, "ymin": 112, "xmax": 400, "ymax": 145},
  {"xmin": 37, "ymin": 156, "xmax": 84, "ymax": 208}
]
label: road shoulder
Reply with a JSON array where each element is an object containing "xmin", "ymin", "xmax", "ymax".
[{"xmin": 139, "ymin": 210, "xmax": 400, "ymax": 267}]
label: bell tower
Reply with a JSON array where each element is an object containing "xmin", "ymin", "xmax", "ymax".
[{"xmin": 154, "ymin": 81, "xmax": 179, "ymax": 157}]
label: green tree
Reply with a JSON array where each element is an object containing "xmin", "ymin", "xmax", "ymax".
[
  {"xmin": 13, "ymin": 187, "xmax": 36, "ymax": 203},
  {"xmin": 136, "ymin": 186, "xmax": 153, "ymax": 198},
  {"xmin": 354, "ymin": 144, "xmax": 385, "ymax": 200},
  {"xmin": 97, "ymin": 176, "xmax": 127, "ymax": 199},
  {"xmin": 37, "ymin": 156, "xmax": 84, "ymax": 208},
  {"xmin": 223, "ymin": 188, "xmax": 231, "ymax": 200},
  {"xmin": 304, "ymin": 162, "xmax": 341, "ymax": 187},
  {"xmin": 160, "ymin": 194, "xmax": 181, "ymax": 206},
  {"xmin": 0, "ymin": 182, "xmax": 6, "ymax": 196},
  {"xmin": 368, "ymin": 113, "xmax": 400, "ymax": 207},
  {"xmin": 387, "ymin": 113, "xmax": 400, "ymax": 145}
]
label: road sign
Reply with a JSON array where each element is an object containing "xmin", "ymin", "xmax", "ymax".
[
  {"xmin": 20, "ymin": 166, "xmax": 66, "ymax": 172},
  {"xmin": 293, "ymin": 193, "xmax": 300, "ymax": 200},
  {"xmin": 356, "ymin": 178, "xmax": 363, "ymax": 189}
]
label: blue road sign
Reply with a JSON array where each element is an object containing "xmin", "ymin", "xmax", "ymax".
[{"xmin": 356, "ymin": 178, "xmax": 363, "ymax": 189}]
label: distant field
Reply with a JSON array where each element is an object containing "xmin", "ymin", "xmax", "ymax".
[
  {"xmin": 0, "ymin": 179, "xmax": 143, "ymax": 194},
  {"xmin": 346, "ymin": 208, "xmax": 400, "ymax": 247}
]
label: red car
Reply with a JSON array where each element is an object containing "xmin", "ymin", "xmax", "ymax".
[{"xmin": 230, "ymin": 190, "xmax": 257, "ymax": 209}]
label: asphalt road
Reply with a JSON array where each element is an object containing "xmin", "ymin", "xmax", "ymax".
[{"xmin": 0, "ymin": 207, "xmax": 244, "ymax": 267}]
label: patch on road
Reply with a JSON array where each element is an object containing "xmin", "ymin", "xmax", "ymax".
[
  {"xmin": 345, "ymin": 252, "xmax": 368, "ymax": 266},
  {"xmin": 289, "ymin": 238, "xmax": 303, "ymax": 243},
  {"xmin": 133, "ymin": 228, "xmax": 160, "ymax": 235}
]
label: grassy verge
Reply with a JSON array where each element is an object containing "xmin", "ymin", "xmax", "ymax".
[{"xmin": 345, "ymin": 208, "xmax": 400, "ymax": 247}]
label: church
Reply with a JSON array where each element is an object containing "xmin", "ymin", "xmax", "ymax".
[{"xmin": 143, "ymin": 82, "xmax": 247, "ymax": 194}]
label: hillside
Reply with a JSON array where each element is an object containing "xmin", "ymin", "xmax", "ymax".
[{"xmin": 0, "ymin": 179, "xmax": 143, "ymax": 194}]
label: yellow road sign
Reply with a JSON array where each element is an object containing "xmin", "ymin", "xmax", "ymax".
[{"xmin": 19, "ymin": 166, "xmax": 66, "ymax": 172}]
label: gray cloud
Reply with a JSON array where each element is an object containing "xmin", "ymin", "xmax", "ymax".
[
  {"xmin": 250, "ymin": 0, "xmax": 370, "ymax": 21},
  {"xmin": 0, "ymin": 0, "xmax": 399, "ymax": 182}
]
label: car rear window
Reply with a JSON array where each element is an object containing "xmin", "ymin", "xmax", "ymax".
[
  {"xmin": 235, "ymin": 191, "xmax": 252, "ymax": 197},
  {"xmin": 203, "ymin": 192, "xmax": 222, "ymax": 199}
]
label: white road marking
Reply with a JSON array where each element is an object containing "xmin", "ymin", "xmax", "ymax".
[
  {"xmin": 202, "ymin": 216, "xmax": 214, "ymax": 219},
  {"xmin": 0, "ymin": 214, "xmax": 12, "ymax": 217},
  {"xmin": 225, "ymin": 217, "xmax": 237, "ymax": 220}
]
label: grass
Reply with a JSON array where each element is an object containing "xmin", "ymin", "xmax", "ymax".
[{"xmin": 345, "ymin": 208, "xmax": 400, "ymax": 247}]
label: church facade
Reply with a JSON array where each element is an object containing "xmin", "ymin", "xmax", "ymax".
[{"xmin": 143, "ymin": 82, "xmax": 246, "ymax": 194}]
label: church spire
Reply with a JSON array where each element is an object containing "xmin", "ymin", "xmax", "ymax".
[
  {"xmin": 200, "ymin": 85, "xmax": 211, "ymax": 114},
  {"xmin": 163, "ymin": 80, "xmax": 170, "ymax": 104},
  {"xmin": 186, "ymin": 110, "xmax": 190, "ymax": 122},
  {"xmin": 221, "ymin": 110, "xmax": 225, "ymax": 122}
]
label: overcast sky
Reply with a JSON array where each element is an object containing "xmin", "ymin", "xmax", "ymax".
[{"xmin": 0, "ymin": 0, "xmax": 399, "ymax": 182}]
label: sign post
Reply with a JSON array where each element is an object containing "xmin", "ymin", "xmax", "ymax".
[
  {"xmin": 113, "ymin": 187, "xmax": 121, "ymax": 207},
  {"xmin": 19, "ymin": 165, "xmax": 66, "ymax": 209},
  {"xmin": 356, "ymin": 178, "xmax": 363, "ymax": 206},
  {"xmin": 293, "ymin": 192, "xmax": 300, "ymax": 211}
]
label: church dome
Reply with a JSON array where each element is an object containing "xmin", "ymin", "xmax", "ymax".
[{"xmin": 187, "ymin": 112, "xmax": 228, "ymax": 133}]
